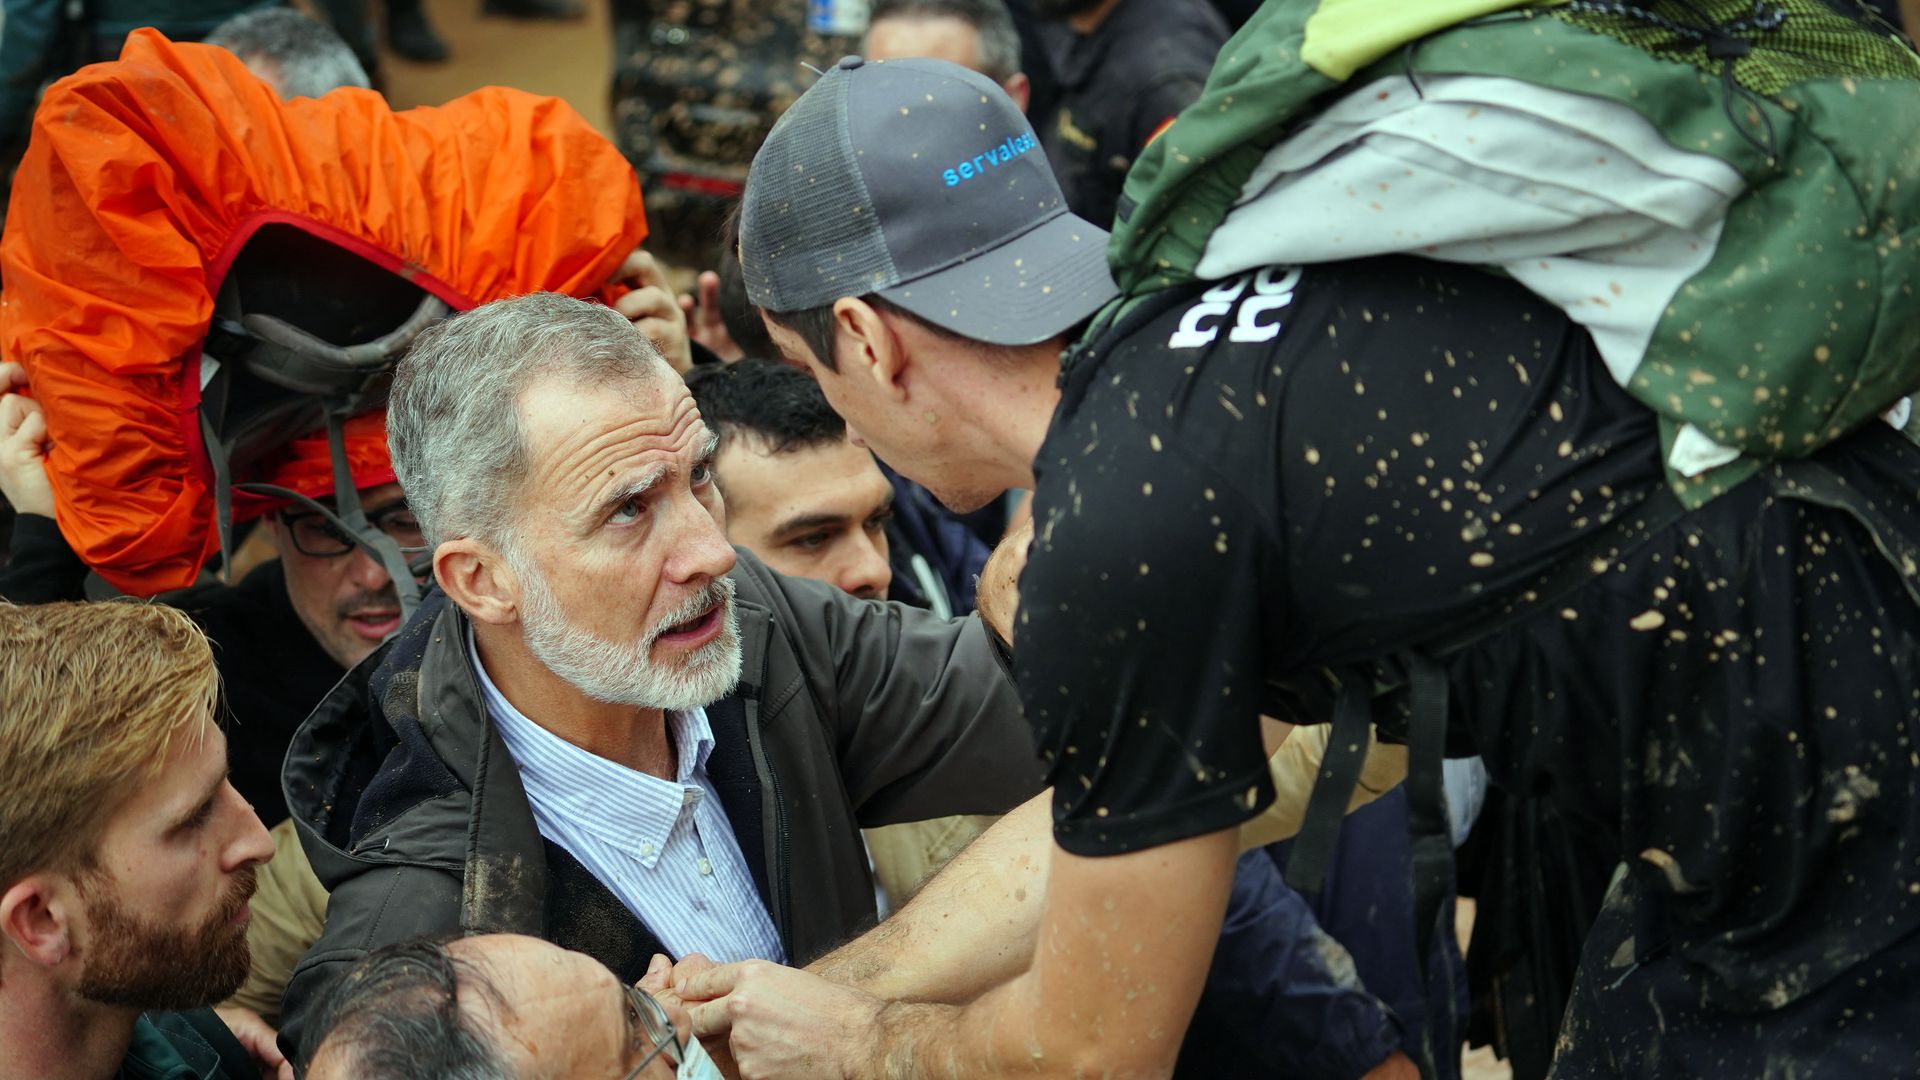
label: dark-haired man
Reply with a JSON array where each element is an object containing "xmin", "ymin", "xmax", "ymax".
[
  {"xmin": 688, "ymin": 360, "xmax": 898, "ymax": 601},
  {"xmin": 303, "ymin": 935, "xmax": 708, "ymax": 1080},
  {"xmin": 686, "ymin": 357, "xmax": 1420, "ymax": 1077},
  {"xmin": 680, "ymin": 48, "xmax": 1920, "ymax": 1080}
]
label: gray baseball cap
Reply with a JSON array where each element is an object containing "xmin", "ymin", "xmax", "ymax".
[{"xmin": 739, "ymin": 56, "xmax": 1117, "ymax": 347}]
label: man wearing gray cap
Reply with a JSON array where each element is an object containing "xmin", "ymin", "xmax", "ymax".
[
  {"xmin": 678, "ymin": 27, "xmax": 1920, "ymax": 1080},
  {"xmin": 669, "ymin": 55, "xmax": 1422, "ymax": 1078}
]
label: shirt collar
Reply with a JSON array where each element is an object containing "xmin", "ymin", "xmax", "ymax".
[{"xmin": 466, "ymin": 627, "xmax": 714, "ymax": 858}]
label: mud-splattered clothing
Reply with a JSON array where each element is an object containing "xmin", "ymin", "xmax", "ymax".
[{"xmin": 1019, "ymin": 255, "xmax": 1920, "ymax": 1070}]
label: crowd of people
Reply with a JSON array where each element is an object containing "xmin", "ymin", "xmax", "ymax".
[{"xmin": 1, "ymin": 1, "xmax": 1918, "ymax": 1078}]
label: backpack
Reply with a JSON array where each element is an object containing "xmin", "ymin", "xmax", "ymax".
[
  {"xmin": 1104, "ymin": 0, "xmax": 1920, "ymax": 508},
  {"xmin": 1, "ymin": 31, "xmax": 648, "ymax": 598}
]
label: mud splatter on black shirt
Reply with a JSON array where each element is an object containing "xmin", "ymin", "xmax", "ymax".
[{"xmin": 1019, "ymin": 256, "xmax": 1920, "ymax": 1029}]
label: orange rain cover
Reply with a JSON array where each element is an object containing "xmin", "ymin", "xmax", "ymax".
[{"xmin": 0, "ymin": 30, "xmax": 648, "ymax": 595}]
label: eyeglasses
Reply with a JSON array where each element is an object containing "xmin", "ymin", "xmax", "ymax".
[
  {"xmin": 621, "ymin": 983, "xmax": 684, "ymax": 1079},
  {"xmin": 280, "ymin": 503, "xmax": 428, "ymax": 559}
]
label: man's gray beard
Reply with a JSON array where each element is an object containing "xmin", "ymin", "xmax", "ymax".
[{"xmin": 511, "ymin": 551, "xmax": 742, "ymax": 710}]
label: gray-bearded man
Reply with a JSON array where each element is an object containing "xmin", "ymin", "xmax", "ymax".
[{"xmin": 274, "ymin": 293, "xmax": 1043, "ymax": 1058}]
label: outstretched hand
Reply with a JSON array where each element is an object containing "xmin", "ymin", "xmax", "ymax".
[
  {"xmin": 680, "ymin": 960, "xmax": 884, "ymax": 1080},
  {"xmin": 0, "ymin": 360, "xmax": 54, "ymax": 517},
  {"xmin": 679, "ymin": 271, "xmax": 743, "ymax": 363},
  {"xmin": 610, "ymin": 248, "xmax": 695, "ymax": 374}
]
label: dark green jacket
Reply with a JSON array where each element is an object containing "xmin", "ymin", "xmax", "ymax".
[
  {"xmin": 118, "ymin": 1010, "xmax": 255, "ymax": 1080},
  {"xmin": 277, "ymin": 546, "xmax": 1041, "ymax": 1057}
]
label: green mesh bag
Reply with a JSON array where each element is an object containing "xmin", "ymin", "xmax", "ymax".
[{"xmin": 1106, "ymin": 0, "xmax": 1920, "ymax": 506}]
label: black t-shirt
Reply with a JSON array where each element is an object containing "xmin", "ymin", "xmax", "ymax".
[
  {"xmin": 1019, "ymin": 254, "xmax": 1920, "ymax": 1011},
  {"xmin": 1020, "ymin": 256, "xmax": 1661, "ymax": 855}
]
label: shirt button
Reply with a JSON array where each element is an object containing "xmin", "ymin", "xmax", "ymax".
[
  {"xmin": 639, "ymin": 842, "xmax": 655, "ymax": 856},
  {"xmin": 682, "ymin": 788, "xmax": 699, "ymax": 806},
  {"xmin": 697, "ymin": 858, "xmax": 713, "ymax": 876}
]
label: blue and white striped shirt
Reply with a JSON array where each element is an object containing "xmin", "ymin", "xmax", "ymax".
[{"xmin": 470, "ymin": 633, "xmax": 785, "ymax": 965}]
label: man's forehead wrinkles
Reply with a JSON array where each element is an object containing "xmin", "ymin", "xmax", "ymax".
[{"xmin": 539, "ymin": 401, "xmax": 704, "ymax": 489}]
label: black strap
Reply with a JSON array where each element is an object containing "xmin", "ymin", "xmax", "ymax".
[
  {"xmin": 1405, "ymin": 652, "xmax": 1458, "ymax": 1080},
  {"xmin": 202, "ymin": 411, "xmax": 239, "ymax": 583},
  {"xmin": 1282, "ymin": 673, "xmax": 1376, "ymax": 896},
  {"xmin": 208, "ymin": 396, "xmax": 422, "ymax": 621},
  {"xmin": 238, "ymin": 479, "xmax": 423, "ymax": 624},
  {"xmin": 1281, "ymin": 485, "xmax": 1690, "ymax": 1078}
]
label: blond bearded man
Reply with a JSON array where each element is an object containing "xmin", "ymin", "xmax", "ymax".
[{"xmin": 0, "ymin": 602, "xmax": 277, "ymax": 1080}]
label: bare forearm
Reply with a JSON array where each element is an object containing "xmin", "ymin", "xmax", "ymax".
[
  {"xmin": 809, "ymin": 725, "xmax": 1407, "ymax": 1003},
  {"xmin": 862, "ymin": 951, "xmax": 1176, "ymax": 1080},
  {"xmin": 810, "ymin": 792, "xmax": 1051, "ymax": 1002},
  {"xmin": 854, "ymin": 833, "xmax": 1239, "ymax": 1080}
]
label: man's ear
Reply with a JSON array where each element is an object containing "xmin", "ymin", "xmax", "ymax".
[
  {"xmin": 832, "ymin": 297, "xmax": 910, "ymax": 402},
  {"xmin": 434, "ymin": 539, "xmax": 520, "ymax": 626},
  {"xmin": 0, "ymin": 877, "xmax": 74, "ymax": 970},
  {"xmin": 1004, "ymin": 72, "xmax": 1032, "ymax": 115}
]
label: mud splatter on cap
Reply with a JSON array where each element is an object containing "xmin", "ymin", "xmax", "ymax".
[{"xmin": 739, "ymin": 55, "xmax": 1116, "ymax": 346}]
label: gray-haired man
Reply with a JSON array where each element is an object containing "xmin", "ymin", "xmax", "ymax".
[
  {"xmin": 273, "ymin": 292, "xmax": 1043, "ymax": 1059},
  {"xmin": 204, "ymin": 8, "xmax": 371, "ymax": 100}
]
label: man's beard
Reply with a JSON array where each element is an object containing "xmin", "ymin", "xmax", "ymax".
[
  {"xmin": 512, "ymin": 551, "xmax": 743, "ymax": 711},
  {"xmin": 73, "ymin": 866, "xmax": 255, "ymax": 1010}
]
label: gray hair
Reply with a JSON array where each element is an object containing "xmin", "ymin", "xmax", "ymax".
[
  {"xmin": 388, "ymin": 292, "xmax": 667, "ymax": 548},
  {"xmin": 868, "ymin": 0, "xmax": 1023, "ymax": 84},
  {"xmin": 298, "ymin": 939, "xmax": 510, "ymax": 1078},
  {"xmin": 204, "ymin": 8, "xmax": 371, "ymax": 99}
]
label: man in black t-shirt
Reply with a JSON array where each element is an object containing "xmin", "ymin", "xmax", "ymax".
[{"xmin": 673, "ymin": 57, "xmax": 1920, "ymax": 1079}]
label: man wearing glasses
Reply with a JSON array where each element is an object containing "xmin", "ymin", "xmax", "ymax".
[{"xmin": 300, "ymin": 934, "xmax": 717, "ymax": 1079}]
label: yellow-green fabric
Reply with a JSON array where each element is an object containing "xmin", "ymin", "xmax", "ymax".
[
  {"xmin": 1299, "ymin": 0, "xmax": 1539, "ymax": 80},
  {"xmin": 1106, "ymin": 0, "xmax": 1920, "ymax": 509},
  {"xmin": 864, "ymin": 816, "xmax": 1000, "ymax": 907}
]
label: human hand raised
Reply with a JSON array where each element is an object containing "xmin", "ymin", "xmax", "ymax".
[
  {"xmin": 681, "ymin": 959, "xmax": 883, "ymax": 1080},
  {"xmin": 610, "ymin": 248, "xmax": 695, "ymax": 374},
  {"xmin": 0, "ymin": 360, "xmax": 54, "ymax": 518},
  {"xmin": 679, "ymin": 270, "xmax": 743, "ymax": 363}
]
